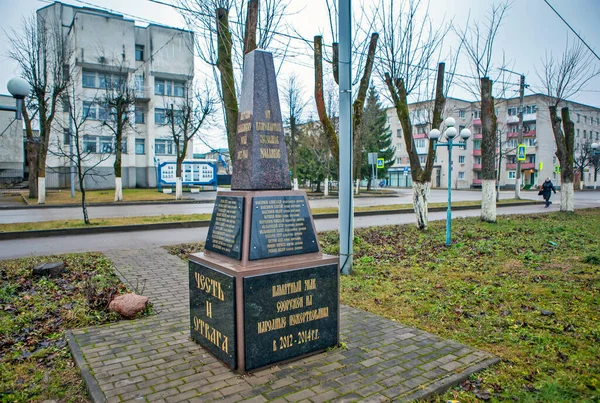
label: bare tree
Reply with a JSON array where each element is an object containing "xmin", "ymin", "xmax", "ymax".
[
  {"xmin": 7, "ymin": 15, "xmax": 72, "ymax": 203},
  {"xmin": 537, "ymin": 39, "xmax": 600, "ymax": 211},
  {"xmin": 177, "ymin": 0, "xmax": 290, "ymax": 160},
  {"xmin": 161, "ymin": 87, "xmax": 215, "ymax": 199},
  {"xmin": 313, "ymin": 1, "xmax": 379, "ymax": 193},
  {"xmin": 377, "ymin": 0, "xmax": 451, "ymax": 229},
  {"xmin": 51, "ymin": 83, "xmax": 112, "ymax": 224},
  {"xmin": 590, "ymin": 147, "xmax": 600, "ymax": 190},
  {"xmin": 456, "ymin": 2, "xmax": 510, "ymax": 223},
  {"xmin": 574, "ymin": 141, "xmax": 594, "ymax": 190},
  {"xmin": 282, "ymin": 73, "xmax": 308, "ymax": 190},
  {"xmin": 98, "ymin": 57, "xmax": 136, "ymax": 202}
]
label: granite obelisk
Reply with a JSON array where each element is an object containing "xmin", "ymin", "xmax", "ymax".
[
  {"xmin": 232, "ymin": 50, "xmax": 291, "ymax": 190},
  {"xmin": 189, "ymin": 49, "xmax": 339, "ymax": 373}
]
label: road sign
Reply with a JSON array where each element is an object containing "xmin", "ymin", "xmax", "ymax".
[
  {"xmin": 539, "ymin": 161, "xmax": 543, "ymax": 171},
  {"xmin": 377, "ymin": 158, "xmax": 385, "ymax": 169},
  {"xmin": 554, "ymin": 165, "xmax": 561, "ymax": 174},
  {"xmin": 368, "ymin": 152, "xmax": 377, "ymax": 165},
  {"xmin": 517, "ymin": 144, "xmax": 526, "ymax": 161}
]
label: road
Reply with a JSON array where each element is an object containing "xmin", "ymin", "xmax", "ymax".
[
  {"xmin": 1, "ymin": 200, "xmax": 598, "ymax": 260},
  {"xmin": 0, "ymin": 189, "xmax": 566, "ymax": 224}
]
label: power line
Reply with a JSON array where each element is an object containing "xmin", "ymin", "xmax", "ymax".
[{"xmin": 542, "ymin": 0, "xmax": 600, "ymax": 62}]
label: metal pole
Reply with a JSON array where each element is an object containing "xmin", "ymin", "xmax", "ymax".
[
  {"xmin": 515, "ymin": 74, "xmax": 525, "ymax": 199},
  {"xmin": 446, "ymin": 139, "xmax": 452, "ymax": 246},
  {"xmin": 70, "ymin": 107, "xmax": 75, "ymax": 198},
  {"xmin": 339, "ymin": 0, "xmax": 353, "ymax": 275}
]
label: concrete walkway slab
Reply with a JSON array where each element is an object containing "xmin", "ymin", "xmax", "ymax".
[{"xmin": 70, "ymin": 248, "xmax": 499, "ymax": 403}]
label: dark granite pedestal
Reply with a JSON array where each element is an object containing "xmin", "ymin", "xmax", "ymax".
[{"xmin": 189, "ymin": 190, "xmax": 339, "ymax": 373}]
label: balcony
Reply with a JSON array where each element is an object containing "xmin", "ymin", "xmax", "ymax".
[
  {"xmin": 506, "ymin": 162, "xmax": 536, "ymax": 170},
  {"xmin": 135, "ymin": 87, "xmax": 151, "ymax": 101},
  {"xmin": 507, "ymin": 130, "xmax": 536, "ymax": 138},
  {"xmin": 414, "ymin": 133, "xmax": 427, "ymax": 139},
  {"xmin": 473, "ymin": 118, "xmax": 481, "ymax": 125},
  {"xmin": 472, "ymin": 164, "xmax": 482, "ymax": 170},
  {"xmin": 473, "ymin": 149, "xmax": 481, "ymax": 156},
  {"xmin": 473, "ymin": 133, "xmax": 482, "ymax": 140},
  {"xmin": 472, "ymin": 179, "xmax": 483, "ymax": 186}
]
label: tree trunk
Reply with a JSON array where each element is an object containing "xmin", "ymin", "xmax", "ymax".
[
  {"xmin": 78, "ymin": 170, "xmax": 90, "ymax": 225},
  {"xmin": 324, "ymin": 177, "xmax": 329, "ymax": 196},
  {"xmin": 114, "ymin": 177, "xmax": 123, "ymax": 202},
  {"xmin": 293, "ymin": 178, "xmax": 299, "ymax": 191},
  {"xmin": 412, "ymin": 181, "xmax": 430, "ymax": 230},
  {"xmin": 176, "ymin": 177, "xmax": 183, "ymax": 200},
  {"xmin": 243, "ymin": 0, "xmax": 258, "ymax": 55},
  {"xmin": 314, "ymin": 36, "xmax": 339, "ymax": 163},
  {"xmin": 549, "ymin": 106, "xmax": 575, "ymax": 212},
  {"xmin": 290, "ymin": 116, "xmax": 298, "ymax": 190},
  {"xmin": 217, "ymin": 8, "xmax": 238, "ymax": 159},
  {"xmin": 22, "ymin": 108, "xmax": 38, "ymax": 199},
  {"xmin": 37, "ymin": 177, "xmax": 46, "ymax": 204},
  {"xmin": 316, "ymin": 181, "xmax": 321, "ymax": 193},
  {"xmin": 480, "ymin": 77, "xmax": 497, "ymax": 222}
]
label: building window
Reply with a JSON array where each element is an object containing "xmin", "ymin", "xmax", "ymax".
[
  {"xmin": 135, "ymin": 138, "xmax": 145, "ymax": 155},
  {"xmin": 82, "ymin": 71, "xmax": 96, "ymax": 88},
  {"xmin": 508, "ymin": 171, "xmax": 516, "ymax": 179},
  {"xmin": 458, "ymin": 155, "xmax": 465, "ymax": 164},
  {"xmin": 526, "ymin": 138, "xmax": 536, "ymax": 147},
  {"xmin": 134, "ymin": 75, "xmax": 144, "ymax": 92},
  {"xmin": 155, "ymin": 139, "xmax": 176, "ymax": 155},
  {"xmin": 459, "ymin": 110, "xmax": 465, "ymax": 119},
  {"xmin": 577, "ymin": 113, "xmax": 580, "ymax": 123},
  {"xmin": 583, "ymin": 130, "xmax": 587, "ymax": 139},
  {"xmin": 63, "ymin": 129, "xmax": 71, "ymax": 145},
  {"xmin": 525, "ymin": 105, "xmax": 537, "ymax": 114},
  {"xmin": 458, "ymin": 171, "xmax": 465, "ymax": 179},
  {"xmin": 154, "ymin": 78, "xmax": 185, "ymax": 97},
  {"xmin": 415, "ymin": 139, "xmax": 426, "ymax": 148},
  {"xmin": 473, "ymin": 140, "xmax": 481, "ymax": 150},
  {"xmin": 396, "ymin": 128, "xmax": 402, "ymax": 138},
  {"xmin": 100, "ymin": 136, "xmax": 113, "ymax": 153},
  {"xmin": 416, "ymin": 125, "xmax": 426, "ymax": 134},
  {"xmin": 82, "ymin": 101, "xmax": 96, "ymax": 120},
  {"xmin": 473, "ymin": 110, "xmax": 480, "ymax": 119},
  {"xmin": 154, "ymin": 108, "xmax": 167, "ymax": 124},
  {"xmin": 584, "ymin": 115, "xmax": 588, "ymax": 124},
  {"xmin": 419, "ymin": 155, "xmax": 426, "ymax": 164},
  {"xmin": 135, "ymin": 45, "xmax": 144, "ymax": 61},
  {"xmin": 135, "ymin": 106, "xmax": 145, "ymax": 124},
  {"xmin": 83, "ymin": 135, "xmax": 97, "ymax": 153},
  {"xmin": 553, "ymin": 156, "xmax": 557, "ymax": 164},
  {"xmin": 508, "ymin": 107, "xmax": 518, "ymax": 116}
]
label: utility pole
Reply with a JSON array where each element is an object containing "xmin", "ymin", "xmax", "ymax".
[
  {"xmin": 339, "ymin": 0, "xmax": 353, "ymax": 275},
  {"xmin": 515, "ymin": 74, "xmax": 525, "ymax": 199},
  {"xmin": 69, "ymin": 104, "xmax": 75, "ymax": 198}
]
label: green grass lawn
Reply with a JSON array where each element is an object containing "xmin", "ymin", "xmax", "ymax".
[
  {"xmin": 167, "ymin": 209, "xmax": 600, "ymax": 402},
  {"xmin": 26, "ymin": 188, "xmax": 177, "ymax": 205},
  {"xmin": 0, "ymin": 253, "xmax": 136, "ymax": 402}
]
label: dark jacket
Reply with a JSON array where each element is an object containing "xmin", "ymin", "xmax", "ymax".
[{"xmin": 541, "ymin": 180, "xmax": 556, "ymax": 199}]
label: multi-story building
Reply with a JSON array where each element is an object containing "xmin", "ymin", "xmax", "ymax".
[
  {"xmin": 0, "ymin": 95, "xmax": 25, "ymax": 184},
  {"xmin": 386, "ymin": 94, "xmax": 600, "ymax": 189},
  {"xmin": 39, "ymin": 1, "xmax": 195, "ymax": 189}
]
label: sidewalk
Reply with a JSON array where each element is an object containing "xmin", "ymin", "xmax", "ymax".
[{"xmin": 68, "ymin": 247, "xmax": 499, "ymax": 403}]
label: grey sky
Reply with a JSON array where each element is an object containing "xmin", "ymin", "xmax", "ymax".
[{"xmin": 1, "ymin": 0, "xmax": 599, "ymax": 150}]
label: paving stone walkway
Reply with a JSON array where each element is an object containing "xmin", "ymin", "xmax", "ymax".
[{"xmin": 69, "ymin": 247, "xmax": 499, "ymax": 403}]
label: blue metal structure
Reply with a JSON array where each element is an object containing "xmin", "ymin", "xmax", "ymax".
[{"xmin": 155, "ymin": 160, "xmax": 217, "ymax": 191}]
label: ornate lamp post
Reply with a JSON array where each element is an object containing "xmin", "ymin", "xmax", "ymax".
[{"xmin": 429, "ymin": 117, "xmax": 472, "ymax": 246}]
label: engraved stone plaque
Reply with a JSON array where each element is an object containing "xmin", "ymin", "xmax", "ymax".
[
  {"xmin": 205, "ymin": 196, "xmax": 244, "ymax": 260},
  {"xmin": 189, "ymin": 261, "xmax": 236, "ymax": 368},
  {"xmin": 249, "ymin": 195, "xmax": 319, "ymax": 260},
  {"xmin": 243, "ymin": 264, "xmax": 339, "ymax": 371}
]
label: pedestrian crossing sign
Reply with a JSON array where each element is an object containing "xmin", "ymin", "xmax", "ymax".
[
  {"xmin": 377, "ymin": 158, "xmax": 385, "ymax": 169},
  {"xmin": 554, "ymin": 165, "xmax": 561, "ymax": 174},
  {"xmin": 517, "ymin": 144, "xmax": 526, "ymax": 161}
]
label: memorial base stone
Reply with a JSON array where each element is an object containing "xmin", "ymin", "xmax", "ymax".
[{"xmin": 189, "ymin": 190, "xmax": 339, "ymax": 373}]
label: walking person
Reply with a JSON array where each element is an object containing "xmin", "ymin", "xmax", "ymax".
[{"xmin": 540, "ymin": 177, "xmax": 557, "ymax": 208}]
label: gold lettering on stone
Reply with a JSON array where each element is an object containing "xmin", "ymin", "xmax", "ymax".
[
  {"xmin": 238, "ymin": 122, "xmax": 252, "ymax": 133},
  {"xmin": 260, "ymin": 135, "xmax": 279, "ymax": 144},
  {"xmin": 210, "ymin": 198, "xmax": 240, "ymax": 254},
  {"xmin": 272, "ymin": 280, "xmax": 302, "ymax": 297},
  {"xmin": 256, "ymin": 122, "xmax": 282, "ymax": 132},
  {"xmin": 237, "ymin": 149, "xmax": 248, "ymax": 160},
  {"xmin": 288, "ymin": 307, "xmax": 329, "ymax": 327},
  {"xmin": 194, "ymin": 272, "xmax": 225, "ymax": 301},
  {"xmin": 276, "ymin": 296, "xmax": 304, "ymax": 313},
  {"xmin": 257, "ymin": 316, "xmax": 287, "ymax": 334},
  {"xmin": 240, "ymin": 135, "xmax": 247, "ymax": 145},
  {"xmin": 260, "ymin": 148, "xmax": 281, "ymax": 159},
  {"xmin": 240, "ymin": 111, "xmax": 252, "ymax": 120},
  {"xmin": 304, "ymin": 279, "xmax": 316, "ymax": 291},
  {"xmin": 257, "ymin": 198, "xmax": 310, "ymax": 255},
  {"xmin": 265, "ymin": 110, "xmax": 271, "ymax": 118},
  {"xmin": 193, "ymin": 316, "xmax": 229, "ymax": 353},
  {"xmin": 206, "ymin": 300, "xmax": 213, "ymax": 318}
]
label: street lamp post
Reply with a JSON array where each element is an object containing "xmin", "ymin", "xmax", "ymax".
[
  {"xmin": 1, "ymin": 78, "xmax": 30, "ymax": 120},
  {"xmin": 429, "ymin": 117, "xmax": 471, "ymax": 246}
]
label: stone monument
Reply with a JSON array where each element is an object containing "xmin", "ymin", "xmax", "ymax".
[{"xmin": 189, "ymin": 50, "xmax": 339, "ymax": 373}]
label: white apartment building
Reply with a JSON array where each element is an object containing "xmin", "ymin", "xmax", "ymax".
[
  {"xmin": 0, "ymin": 95, "xmax": 24, "ymax": 184},
  {"xmin": 39, "ymin": 1, "xmax": 194, "ymax": 189},
  {"xmin": 386, "ymin": 94, "xmax": 600, "ymax": 190}
]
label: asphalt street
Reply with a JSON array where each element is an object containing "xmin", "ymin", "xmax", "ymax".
[
  {"xmin": 0, "ymin": 189, "xmax": 550, "ymax": 224},
  {"xmin": 1, "ymin": 198, "xmax": 598, "ymax": 260}
]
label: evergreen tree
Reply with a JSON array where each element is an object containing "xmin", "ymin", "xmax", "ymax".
[{"xmin": 361, "ymin": 87, "xmax": 395, "ymax": 189}]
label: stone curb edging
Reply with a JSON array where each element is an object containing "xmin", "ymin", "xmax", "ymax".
[
  {"xmin": 0, "ymin": 201, "xmax": 542, "ymax": 241},
  {"xmin": 402, "ymin": 357, "xmax": 502, "ymax": 402},
  {"xmin": 0, "ymin": 198, "xmax": 214, "ymax": 210},
  {"xmin": 66, "ymin": 330, "xmax": 106, "ymax": 403}
]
